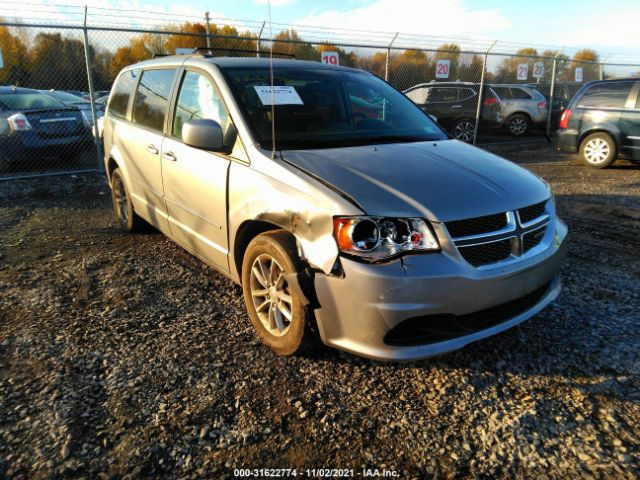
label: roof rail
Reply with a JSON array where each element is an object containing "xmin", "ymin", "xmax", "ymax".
[
  {"xmin": 152, "ymin": 53, "xmax": 170, "ymax": 59},
  {"xmin": 192, "ymin": 46, "xmax": 296, "ymax": 59}
]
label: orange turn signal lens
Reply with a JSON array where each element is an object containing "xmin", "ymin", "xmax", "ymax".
[{"xmin": 334, "ymin": 218, "xmax": 355, "ymax": 251}]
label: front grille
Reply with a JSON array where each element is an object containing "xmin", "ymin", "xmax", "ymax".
[
  {"xmin": 523, "ymin": 228, "xmax": 546, "ymax": 253},
  {"xmin": 518, "ymin": 201, "xmax": 546, "ymax": 224},
  {"xmin": 384, "ymin": 280, "xmax": 553, "ymax": 346},
  {"xmin": 458, "ymin": 239, "xmax": 512, "ymax": 267},
  {"xmin": 445, "ymin": 212, "xmax": 507, "ymax": 238}
]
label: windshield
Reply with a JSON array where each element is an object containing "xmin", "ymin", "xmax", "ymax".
[
  {"xmin": 222, "ymin": 66, "xmax": 447, "ymax": 150},
  {"xmin": 0, "ymin": 92, "xmax": 67, "ymax": 111}
]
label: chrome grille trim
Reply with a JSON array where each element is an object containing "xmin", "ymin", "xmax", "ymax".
[{"xmin": 447, "ymin": 200, "xmax": 552, "ymax": 268}]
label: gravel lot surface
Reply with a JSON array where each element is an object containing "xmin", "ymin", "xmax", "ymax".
[{"xmin": 1, "ymin": 145, "xmax": 639, "ymax": 479}]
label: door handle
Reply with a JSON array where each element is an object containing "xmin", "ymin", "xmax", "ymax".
[
  {"xmin": 146, "ymin": 144, "xmax": 158, "ymax": 154},
  {"xmin": 162, "ymin": 151, "xmax": 177, "ymax": 161},
  {"xmin": 451, "ymin": 105, "xmax": 462, "ymax": 109}
]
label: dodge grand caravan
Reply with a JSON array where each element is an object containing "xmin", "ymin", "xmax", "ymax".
[{"xmin": 102, "ymin": 55, "xmax": 568, "ymax": 361}]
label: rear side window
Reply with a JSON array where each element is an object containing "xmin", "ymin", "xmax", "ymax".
[
  {"xmin": 458, "ymin": 88, "xmax": 476, "ymax": 101},
  {"xmin": 578, "ymin": 82, "xmax": 633, "ymax": 109},
  {"xmin": 493, "ymin": 87, "xmax": 510, "ymax": 99},
  {"xmin": 405, "ymin": 87, "xmax": 428, "ymax": 104},
  {"xmin": 429, "ymin": 88, "xmax": 458, "ymax": 103},
  {"xmin": 509, "ymin": 88, "xmax": 533, "ymax": 100},
  {"xmin": 132, "ymin": 69, "xmax": 176, "ymax": 131},
  {"xmin": 108, "ymin": 69, "xmax": 139, "ymax": 118}
]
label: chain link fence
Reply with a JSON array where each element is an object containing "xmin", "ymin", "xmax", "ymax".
[{"xmin": 1, "ymin": 20, "xmax": 640, "ymax": 179}]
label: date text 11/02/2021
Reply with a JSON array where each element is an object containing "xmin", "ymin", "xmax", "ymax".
[{"xmin": 233, "ymin": 468, "xmax": 399, "ymax": 477}]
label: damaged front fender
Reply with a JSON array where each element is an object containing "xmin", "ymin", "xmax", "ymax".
[{"xmin": 227, "ymin": 152, "xmax": 363, "ymax": 278}]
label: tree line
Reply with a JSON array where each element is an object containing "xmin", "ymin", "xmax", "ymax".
[{"xmin": 0, "ymin": 19, "xmax": 602, "ymax": 93}]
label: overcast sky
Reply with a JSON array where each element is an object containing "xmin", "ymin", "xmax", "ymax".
[{"xmin": 2, "ymin": 0, "xmax": 639, "ymax": 61}]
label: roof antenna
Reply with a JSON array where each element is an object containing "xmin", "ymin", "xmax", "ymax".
[{"xmin": 267, "ymin": 0, "xmax": 276, "ymax": 159}]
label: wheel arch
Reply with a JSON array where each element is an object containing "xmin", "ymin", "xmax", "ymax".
[
  {"xmin": 578, "ymin": 128, "xmax": 620, "ymax": 151},
  {"xmin": 506, "ymin": 111, "xmax": 532, "ymax": 123},
  {"xmin": 233, "ymin": 220, "xmax": 288, "ymax": 284}
]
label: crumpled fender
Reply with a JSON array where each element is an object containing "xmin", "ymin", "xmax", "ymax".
[{"xmin": 227, "ymin": 155, "xmax": 362, "ymax": 277}]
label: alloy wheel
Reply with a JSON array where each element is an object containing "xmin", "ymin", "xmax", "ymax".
[
  {"xmin": 249, "ymin": 254, "xmax": 293, "ymax": 337},
  {"xmin": 113, "ymin": 175, "xmax": 129, "ymax": 223},
  {"xmin": 453, "ymin": 121, "xmax": 475, "ymax": 143},
  {"xmin": 509, "ymin": 117, "xmax": 528, "ymax": 135}
]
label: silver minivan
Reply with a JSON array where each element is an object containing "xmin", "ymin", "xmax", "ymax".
[{"xmin": 103, "ymin": 55, "xmax": 568, "ymax": 361}]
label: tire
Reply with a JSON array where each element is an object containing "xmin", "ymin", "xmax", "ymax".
[
  {"xmin": 506, "ymin": 113, "xmax": 530, "ymax": 136},
  {"xmin": 451, "ymin": 118, "xmax": 475, "ymax": 143},
  {"xmin": 579, "ymin": 132, "xmax": 617, "ymax": 168},
  {"xmin": 110, "ymin": 168, "xmax": 146, "ymax": 232},
  {"xmin": 241, "ymin": 230, "xmax": 318, "ymax": 356}
]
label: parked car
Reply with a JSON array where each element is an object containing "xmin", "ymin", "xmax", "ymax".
[
  {"xmin": 490, "ymin": 84, "xmax": 548, "ymax": 136},
  {"xmin": 40, "ymin": 90, "xmax": 105, "ymax": 129},
  {"xmin": 63, "ymin": 90, "xmax": 89, "ymax": 99},
  {"xmin": 103, "ymin": 56, "xmax": 567, "ymax": 360},
  {"xmin": 403, "ymin": 82, "xmax": 502, "ymax": 142},
  {"xmin": 0, "ymin": 86, "xmax": 90, "ymax": 172},
  {"xmin": 556, "ymin": 78, "xmax": 640, "ymax": 168},
  {"xmin": 532, "ymin": 82, "xmax": 583, "ymax": 128}
]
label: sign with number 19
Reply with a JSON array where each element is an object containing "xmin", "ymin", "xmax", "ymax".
[{"xmin": 321, "ymin": 51, "xmax": 339, "ymax": 66}]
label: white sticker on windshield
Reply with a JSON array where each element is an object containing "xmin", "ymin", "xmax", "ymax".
[{"xmin": 254, "ymin": 86, "xmax": 303, "ymax": 106}]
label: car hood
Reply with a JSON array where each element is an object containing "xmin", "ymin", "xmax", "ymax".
[{"xmin": 280, "ymin": 140, "xmax": 549, "ymax": 222}]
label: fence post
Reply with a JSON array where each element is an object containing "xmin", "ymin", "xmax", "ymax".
[
  {"xmin": 473, "ymin": 40, "xmax": 496, "ymax": 146},
  {"xmin": 82, "ymin": 7, "xmax": 103, "ymax": 173},
  {"xmin": 545, "ymin": 54, "xmax": 559, "ymax": 137},
  {"xmin": 384, "ymin": 32, "xmax": 399, "ymax": 81},
  {"xmin": 205, "ymin": 12, "xmax": 211, "ymax": 48},
  {"xmin": 599, "ymin": 62, "xmax": 604, "ymax": 80},
  {"xmin": 256, "ymin": 21, "xmax": 265, "ymax": 58}
]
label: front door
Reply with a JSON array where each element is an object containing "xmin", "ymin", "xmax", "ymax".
[
  {"xmin": 161, "ymin": 69, "xmax": 232, "ymax": 271},
  {"xmin": 126, "ymin": 68, "xmax": 178, "ymax": 232}
]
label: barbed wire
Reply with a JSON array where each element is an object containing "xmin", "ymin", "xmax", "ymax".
[{"xmin": 0, "ymin": 4, "xmax": 639, "ymax": 64}]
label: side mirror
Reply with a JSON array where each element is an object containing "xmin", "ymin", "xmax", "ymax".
[{"xmin": 182, "ymin": 119, "xmax": 224, "ymax": 152}]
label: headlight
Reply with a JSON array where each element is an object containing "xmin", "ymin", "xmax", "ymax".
[{"xmin": 333, "ymin": 216, "xmax": 439, "ymax": 262}]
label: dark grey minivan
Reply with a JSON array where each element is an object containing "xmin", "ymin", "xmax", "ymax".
[
  {"xmin": 556, "ymin": 79, "xmax": 640, "ymax": 168},
  {"xmin": 102, "ymin": 55, "xmax": 568, "ymax": 360}
]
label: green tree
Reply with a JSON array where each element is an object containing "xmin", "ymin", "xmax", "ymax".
[
  {"xmin": 496, "ymin": 47, "xmax": 539, "ymax": 83},
  {"xmin": 389, "ymin": 49, "xmax": 432, "ymax": 91},
  {"xmin": 435, "ymin": 43, "xmax": 461, "ymax": 80},
  {"xmin": 0, "ymin": 20, "xmax": 29, "ymax": 85},
  {"xmin": 457, "ymin": 53, "xmax": 483, "ymax": 82},
  {"xmin": 272, "ymin": 29, "xmax": 317, "ymax": 60},
  {"xmin": 29, "ymin": 33, "xmax": 89, "ymax": 90},
  {"xmin": 565, "ymin": 49, "xmax": 599, "ymax": 82}
]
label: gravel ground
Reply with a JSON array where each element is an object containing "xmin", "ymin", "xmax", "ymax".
[{"xmin": 1, "ymin": 145, "xmax": 639, "ymax": 479}]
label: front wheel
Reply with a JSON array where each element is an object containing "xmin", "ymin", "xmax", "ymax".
[
  {"xmin": 241, "ymin": 231, "xmax": 318, "ymax": 356},
  {"xmin": 451, "ymin": 119, "xmax": 475, "ymax": 143},
  {"xmin": 580, "ymin": 133, "xmax": 616, "ymax": 168}
]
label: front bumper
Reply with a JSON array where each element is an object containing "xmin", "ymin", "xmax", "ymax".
[{"xmin": 313, "ymin": 218, "xmax": 568, "ymax": 361}]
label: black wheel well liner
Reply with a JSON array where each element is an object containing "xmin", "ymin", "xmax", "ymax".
[{"xmin": 233, "ymin": 220, "xmax": 285, "ymax": 281}]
